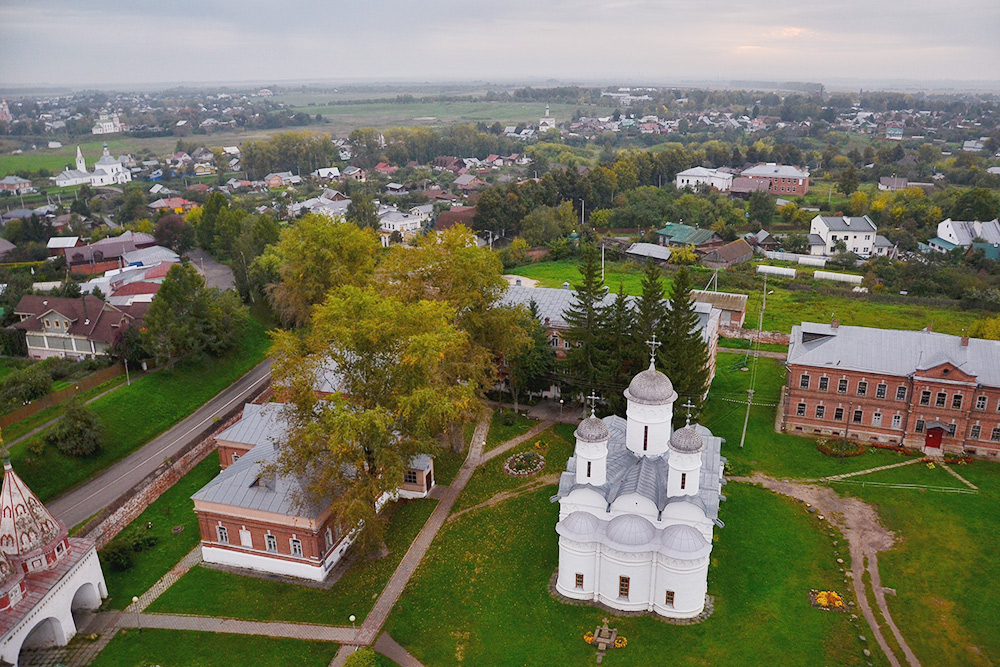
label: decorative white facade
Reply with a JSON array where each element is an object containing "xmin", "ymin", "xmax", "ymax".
[
  {"xmin": 54, "ymin": 145, "xmax": 131, "ymax": 188},
  {"xmin": 0, "ymin": 456, "xmax": 107, "ymax": 666},
  {"xmin": 91, "ymin": 113, "xmax": 124, "ymax": 135},
  {"xmin": 552, "ymin": 361, "xmax": 725, "ymax": 619}
]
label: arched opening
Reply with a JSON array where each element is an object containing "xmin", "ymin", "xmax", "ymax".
[
  {"xmin": 71, "ymin": 582, "xmax": 101, "ymax": 628},
  {"xmin": 20, "ymin": 616, "xmax": 66, "ymax": 651}
]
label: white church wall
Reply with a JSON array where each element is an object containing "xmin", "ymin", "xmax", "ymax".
[
  {"xmin": 625, "ymin": 402, "xmax": 673, "ymax": 457},
  {"xmin": 607, "ymin": 494, "xmax": 659, "ymax": 522},
  {"xmin": 558, "ymin": 488, "xmax": 610, "ymax": 520},
  {"xmin": 555, "ymin": 537, "xmax": 597, "ymax": 599},
  {"xmin": 652, "ymin": 556, "xmax": 709, "ymax": 617},
  {"xmin": 596, "ymin": 547, "xmax": 653, "ymax": 612}
]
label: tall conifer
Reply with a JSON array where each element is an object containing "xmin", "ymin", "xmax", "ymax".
[
  {"xmin": 595, "ymin": 282, "xmax": 634, "ymax": 415},
  {"xmin": 658, "ymin": 266, "xmax": 709, "ymax": 427},
  {"xmin": 631, "ymin": 260, "xmax": 666, "ymax": 372},
  {"xmin": 563, "ymin": 244, "xmax": 607, "ymax": 397}
]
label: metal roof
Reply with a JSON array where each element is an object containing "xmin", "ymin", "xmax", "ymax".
[
  {"xmin": 654, "ymin": 223, "xmax": 718, "ymax": 247},
  {"xmin": 625, "ymin": 243, "xmax": 671, "ymax": 262},
  {"xmin": 814, "ymin": 215, "xmax": 877, "ymax": 233},
  {"xmin": 788, "ymin": 322, "xmax": 1000, "ymax": 386},
  {"xmin": 216, "ymin": 403, "xmax": 289, "ymax": 448}
]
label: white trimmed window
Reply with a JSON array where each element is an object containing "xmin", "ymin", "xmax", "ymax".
[
  {"xmin": 665, "ymin": 590, "xmax": 675, "ymax": 607},
  {"xmin": 876, "ymin": 384, "xmax": 887, "ymax": 399},
  {"xmin": 896, "ymin": 386, "xmax": 907, "ymax": 401},
  {"xmin": 838, "ymin": 379, "xmax": 848, "ymax": 393},
  {"xmin": 325, "ymin": 528, "xmax": 334, "ymax": 551},
  {"xmin": 970, "ymin": 425, "xmax": 981, "ymax": 439},
  {"xmin": 976, "ymin": 395, "xmax": 987, "ymax": 410},
  {"xmin": 796, "ymin": 403, "xmax": 806, "ymax": 417},
  {"xmin": 857, "ymin": 381, "xmax": 868, "ymax": 397},
  {"xmin": 799, "ymin": 374, "xmax": 810, "ymax": 389},
  {"xmin": 872, "ymin": 412, "xmax": 882, "ymax": 426},
  {"xmin": 239, "ymin": 528, "xmax": 253, "ymax": 548},
  {"xmin": 815, "ymin": 405, "xmax": 825, "ymax": 419},
  {"xmin": 920, "ymin": 390, "xmax": 931, "ymax": 405},
  {"xmin": 819, "ymin": 377, "xmax": 829, "ymax": 391},
  {"xmin": 290, "ymin": 538, "xmax": 303, "ymax": 557},
  {"xmin": 891, "ymin": 414, "xmax": 902, "ymax": 428},
  {"xmin": 265, "ymin": 534, "xmax": 277, "ymax": 553},
  {"xmin": 216, "ymin": 526, "xmax": 229, "ymax": 544},
  {"xmin": 575, "ymin": 573, "xmax": 584, "ymax": 589},
  {"xmin": 935, "ymin": 392, "xmax": 947, "ymax": 408},
  {"xmin": 915, "ymin": 419, "xmax": 925, "ymax": 433},
  {"xmin": 992, "ymin": 427, "xmax": 1000, "ymax": 443},
  {"xmin": 952, "ymin": 395, "xmax": 963, "ymax": 410}
]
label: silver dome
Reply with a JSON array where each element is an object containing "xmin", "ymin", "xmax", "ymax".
[
  {"xmin": 606, "ymin": 514, "xmax": 656, "ymax": 547},
  {"xmin": 670, "ymin": 426, "xmax": 704, "ymax": 453},
  {"xmin": 624, "ymin": 365, "xmax": 677, "ymax": 406},
  {"xmin": 575, "ymin": 416, "xmax": 610, "ymax": 443},
  {"xmin": 660, "ymin": 523, "xmax": 711, "ymax": 559},
  {"xmin": 559, "ymin": 511, "xmax": 601, "ymax": 538}
]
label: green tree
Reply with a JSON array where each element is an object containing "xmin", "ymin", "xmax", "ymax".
[
  {"xmin": 563, "ymin": 244, "xmax": 607, "ymax": 395},
  {"xmin": 783, "ymin": 232, "xmax": 809, "ymax": 254},
  {"xmin": 44, "ymin": 399, "xmax": 104, "ymax": 457},
  {"xmin": 153, "ymin": 214, "xmax": 195, "ymax": 253},
  {"xmin": 271, "ymin": 286, "xmax": 490, "ymax": 556},
  {"xmin": 658, "ymin": 266, "xmax": 709, "ymax": 427},
  {"xmin": 142, "ymin": 264, "xmax": 249, "ymax": 366},
  {"xmin": 837, "ymin": 165, "xmax": 861, "ymax": 195},
  {"xmin": 595, "ymin": 283, "xmax": 635, "ymax": 415},
  {"xmin": 507, "ymin": 301, "xmax": 556, "ymax": 410},
  {"xmin": 969, "ymin": 316, "xmax": 1000, "ymax": 340},
  {"xmin": 631, "ymin": 260, "xmax": 666, "ymax": 369},
  {"xmin": 747, "ymin": 191, "xmax": 775, "ymax": 228},
  {"xmin": 520, "ymin": 201, "xmax": 575, "ymax": 246},
  {"xmin": 346, "ymin": 193, "xmax": 379, "ymax": 231},
  {"xmin": 262, "ymin": 214, "xmax": 379, "ymax": 326}
]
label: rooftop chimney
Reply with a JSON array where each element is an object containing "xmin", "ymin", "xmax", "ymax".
[
  {"xmin": 563, "ymin": 281, "xmax": 570, "ymax": 290},
  {"xmin": 515, "ymin": 278, "xmax": 522, "ymax": 286},
  {"xmin": 831, "ymin": 318, "xmax": 839, "ymax": 329},
  {"xmin": 961, "ymin": 335, "xmax": 969, "ymax": 347}
]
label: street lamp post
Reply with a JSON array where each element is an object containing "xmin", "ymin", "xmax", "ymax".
[
  {"xmin": 559, "ymin": 398, "xmax": 564, "ymax": 418},
  {"xmin": 132, "ymin": 596, "xmax": 141, "ymax": 634}
]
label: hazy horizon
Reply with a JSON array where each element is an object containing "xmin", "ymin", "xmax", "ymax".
[{"xmin": 2, "ymin": 0, "xmax": 999, "ymax": 94}]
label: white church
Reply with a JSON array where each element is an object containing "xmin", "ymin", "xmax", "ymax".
[
  {"xmin": 54, "ymin": 144, "xmax": 132, "ymax": 188},
  {"xmin": 552, "ymin": 346, "xmax": 726, "ymax": 619}
]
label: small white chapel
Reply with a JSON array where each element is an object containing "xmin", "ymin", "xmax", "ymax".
[{"xmin": 552, "ymin": 343, "xmax": 726, "ymax": 619}]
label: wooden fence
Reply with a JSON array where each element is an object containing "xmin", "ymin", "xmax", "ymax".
[{"xmin": 0, "ymin": 362, "xmax": 125, "ymax": 430}]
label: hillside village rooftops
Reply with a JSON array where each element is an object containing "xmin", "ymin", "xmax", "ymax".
[{"xmin": 788, "ymin": 322, "xmax": 1000, "ymax": 386}]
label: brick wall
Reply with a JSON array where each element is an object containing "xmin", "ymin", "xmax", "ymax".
[
  {"xmin": 83, "ymin": 406, "xmax": 252, "ymax": 550},
  {"xmin": 719, "ymin": 326, "xmax": 790, "ymax": 346}
]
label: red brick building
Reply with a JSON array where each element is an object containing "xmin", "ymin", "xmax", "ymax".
[
  {"xmin": 782, "ymin": 321, "xmax": 1000, "ymax": 458},
  {"xmin": 740, "ymin": 163, "xmax": 810, "ymax": 196}
]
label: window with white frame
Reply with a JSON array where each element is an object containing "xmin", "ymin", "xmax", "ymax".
[
  {"xmin": 800, "ymin": 374, "xmax": 810, "ymax": 389},
  {"xmin": 992, "ymin": 427, "xmax": 1000, "ymax": 442},
  {"xmin": 834, "ymin": 407, "xmax": 844, "ymax": 421},
  {"xmin": 853, "ymin": 409, "xmax": 863, "ymax": 424},
  {"xmin": 265, "ymin": 534, "xmax": 277, "ymax": 553},
  {"xmin": 876, "ymin": 384, "xmax": 887, "ymax": 399},
  {"xmin": 216, "ymin": 525, "xmax": 229, "ymax": 544},
  {"xmin": 819, "ymin": 377, "xmax": 829, "ymax": 391},
  {"xmin": 857, "ymin": 381, "xmax": 868, "ymax": 397},
  {"xmin": 970, "ymin": 425, "xmax": 981, "ymax": 439},
  {"xmin": 239, "ymin": 528, "xmax": 253, "ymax": 548},
  {"xmin": 952, "ymin": 394, "xmax": 963, "ymax": 410},
  {"xmin": 935, "ymin": 392, "xmax": 947, "ymax": 407},
  {"xmin": 873, "ymin": 412, "xmax": 882, "ymax": 426},
  {"xmin": 896, "ymin": 386, "xmax": 907, "ymax": 401},
  {"xmin": 915, "ymin": 419, "xmax": 925, "ymax": 433},
  {"xmin": 290, "ymin": 538, "xmax": 303, "ymax": 557},
  {"xmin": 815, "ymin": 405, "xmax": 825, "ymax": 419},
  {"xmin": 796, "ymin": 403, "xmax": 806, "ymax": 417},
  {"xmin": 891, "ymin": 414, "xmax": 902, "ymax": 428},
  {"xmin": 838, "ymin": 379, "xmax": 848, "ymax": 393},
  {"xmin": 325, "ymin": 527, "xmax": 334, "ymax": 551},
  {"xmin": 976, "ymin": 395, "xmax": 988, "ymax": 410}
]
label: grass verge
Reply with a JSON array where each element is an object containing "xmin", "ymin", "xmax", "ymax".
[
  {"xmin": 484, "ymin": 410, "xmax": 540, "ymax": 452},
  {"xmin": 89, "ymin": 629, "xmax": 334, "ymax": 667}
]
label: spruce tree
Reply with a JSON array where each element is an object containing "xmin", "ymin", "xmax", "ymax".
[
  {"xmin": 631, "ymin": 260, "xmax": 666, "ymax": 373},
  {"xmin": 563, "ymin": 244, "xmax": 607, "ymax": 398},
  {"xmin": 658, "ymin": 266, "xmax": 709, "ymax": 427},
  {"xmin": 595, "ymin": 282, "xmax": 634, "ymax": 415}
]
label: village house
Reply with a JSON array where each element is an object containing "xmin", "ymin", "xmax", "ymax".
[
  {"xmin": 342, "ymin": 166, "xmax": 366, "ymax": 182},
  {"xmin": 808, "ymin": 215, "xmax": 879, "ymax": 257},
  {"xmin": 12, "ymin": 294, "xmax": 145, "ymax": 360},
  {"xmin": 674, "ymin": 167, "xmax": 733, "ymax": 192},
  {"xmin": 783, "ymin": 321, "xmax": 1000, "ymax": 458},
  {"xmin": 654, "ymin": 223, "xmax": 725, "ymax": 254},
  {"xmin": 740, "ymin": 163, "xmax": 810, "ymax": 195},
  {"xmin": 453, "ymin": 173, "xmax": 485, "ymax": 192},
  {"xmin": 0, "ymin": 176, "xmax": 32, "ymax": 194},
  {"xmin": 148, "ymin": 197, "xmax": 198, "ymax": 214},
  {"xmin": 927, "ymin": 218, "xmax": 1000, "ymax": 253},
  {"xmin": 878, "ymin": 176, "xmax": 909, "ymax": 192},
  {"xmin": 700, "ymin": 238, "xmax": 753, "ymax": 269}
]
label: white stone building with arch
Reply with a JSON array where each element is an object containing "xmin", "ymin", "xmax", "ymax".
[
  {"xmin": 552, "ymin": 360, "xmax": 726, "ymax": 619},
  {"xmin": 0, "ymin": 456, "xmax": 107, "ymax": 666}
]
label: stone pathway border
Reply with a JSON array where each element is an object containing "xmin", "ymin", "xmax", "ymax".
[
  {"xmin": 115, "ymin": 612, "xmax": 360, "ymax": 643},
  {"xmin": 939, "ymin": 463, "xmax": 978, "ymax": 490},
  {"xmin": 809, "ymin": 458, "xmax": 921, "ymax": 482}
]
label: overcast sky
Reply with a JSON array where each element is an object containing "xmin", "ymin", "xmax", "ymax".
[{"xmin": 2, "ymin": 0, "xmax": 998, "ymax": 89}]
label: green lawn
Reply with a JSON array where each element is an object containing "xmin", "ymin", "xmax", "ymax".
[
  {"xmin": 433, "ymin": 449, "xmax": 465, "ymax": 487},
  {"xmin": 100, "ymin": 453, "xmax": 221, "ymax": 609},
  {"xmin": 716, "ymin": 337, "xmax": 788, "ymax": 353},
  {"xmin": 452, "ymin": 424, "xmax": 575, "ymax": 513},
  {"xmin": 387, "ymin": 484, "xmax": 875, "ymax": 667},
  {"xmin": 148, "ymin": 498, "xmax": 437, "ymax": 625},
  {"xmin": 8, "ymin": 317, "xmax": 271, "ymax": 501},
  {"xmin": 0, "ymin": 374, "xmax": 128, "ymax": 443},
  {"xmin": 833, "ymin": 461, "xmax": 1000, "ymax": 666},
  {"xmin": 89, "ymin": 629, "xmax": 334, "ymax": 667},
  {"xmin": 509, "ymin": 260, "xmax": 985, "ymax": 336},
  {"xmin": 484, "ymin": 410, "xmax": 540, "ymax": 452}
]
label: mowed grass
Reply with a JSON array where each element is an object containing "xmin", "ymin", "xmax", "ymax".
[
  {"xmin": 509, "ymin": 260, "xmax": 986, "ymax": 335},
  {"xmin": 832, "ymin": 461, "xmax": 1000, "ymax": 666},
  {"xmin": 387, "ymin": 484, "xmax": 875, "ymax": 667},
  {"xmin": 100, "ymin": 453, "xmax": 221, "ymax": 609},
  {"xmin": 452, "ymin": 423, "xmax": 575, "ymax": 513},
  {"xmin": 288, "ymin": 101, "xmax": 615, "ymax": 128},
  {"xmin": 89, "ymin": 629, "xmax": 334, "ymax": 667},
  {"xmin": 148, "ymin": 498, "xmax": 437, "ymax": 625},
  {"xmin": 8, "ymin": 317, "xmax": 271, "ymax": 501},
  {"xmin": 484, "ymin": 409, "xmax": 540, "ymax": 452}
]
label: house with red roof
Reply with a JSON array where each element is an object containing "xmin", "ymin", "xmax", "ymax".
[
  {"xmin": 12, "ymin": 295, "xmax": 146, "ymax": 360},
  {"xmin": 373, "ymin": 162, "xmax": 398, "ymax": 176}
]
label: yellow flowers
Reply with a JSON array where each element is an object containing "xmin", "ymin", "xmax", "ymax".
[
  {"xmin": 813, "ymin": 590, "xmax": 845, "ymax": 609},
  {"xmin": 583, "ymin": 632, "xmax": 594, "ymax": 645},
  {"xmin": 614, "ymin": 636, "xmax": 628, "ymax": 649}
]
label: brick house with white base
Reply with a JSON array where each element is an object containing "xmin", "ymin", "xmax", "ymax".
[{"xmin": 782, "ymin": 321, "xmax": 1000, "ymax": 458}]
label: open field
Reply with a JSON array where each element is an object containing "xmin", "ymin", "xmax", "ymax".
[
  {"xmin": 89, "ymin": 629, "xmax": 334, "ymax": 667},
  {"xmin": 148, "ymin": 498, "xmax": 436, "ymax": 625},
  {"xmin": 100, "ymin": 453, "xmax": 221, "ymax": 609},
  {"xmin": 388, "ymin": 484, "xmax": 874, "ymax": 667},
  {"xmin": 9, "ymin": 317, "xmax": 271, "ymax": 501},
  {"xmin": 508, "ymin": 259, "xmax": 988, "ymax": 335}
]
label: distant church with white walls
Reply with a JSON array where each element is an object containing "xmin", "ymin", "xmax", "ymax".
[
  {"xmin": 552, "ymin": 340, "xmax": 725, "ymax": 619},
  {"xmin": 54, "ymin": 144, "xmax": 132, "ymax": 188}
]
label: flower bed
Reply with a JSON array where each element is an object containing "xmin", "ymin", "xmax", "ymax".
[
  {"xmin": 869, "ymin": 443, "xmax": 918, "ymax": 455},
  {"xmin": 816, "ymin": 439, "xmax": 865, "ymax": 458},
  {"xmin": 503, "ymin": 450, "xmax": 545, "ymax": 477},
  {"xmin": 809, "ymin": 589, "xmax": 845, "ymax": 610}
]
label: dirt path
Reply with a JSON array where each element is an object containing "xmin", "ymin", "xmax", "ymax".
[
  {"xmin": 447, "ymin": 472, "xmax": 560, "ymax": 523},
  {"xmin": 734, "ymin": 474, "xmax": 920, "ymax": 667}
]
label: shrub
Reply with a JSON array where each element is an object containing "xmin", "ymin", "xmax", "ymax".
[
  {"xmin": 816, "ymin": 438, "xmax": 865, "ymax": 458},
  {"xmin": 497, "ymin": 409, "xmax": 517, "ymax": 427},
  {"xmin": 343, "ymin": 648, "xmax": 378, "ymax": 667},
  {"xmin": 44, "ymin": 400, "xmax": 104, "ymax": 457},
  {"xmin": 0, "ymin": 364, "xmax": 52, "ymax": 410},
  {"xmin": 102, "ymin": 540, "xmax": 135, "ymax": 571}
]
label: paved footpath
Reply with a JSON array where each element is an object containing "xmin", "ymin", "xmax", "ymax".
[
  {"xmin": 48, "ymin": 358, "xmax": 272, "ymax": 527},
  {"xmin": 115, "ymin": 613, "xmax": 361, "ymax": 644}
]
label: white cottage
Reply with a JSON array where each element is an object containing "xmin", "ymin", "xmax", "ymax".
[{"xmin": 552, "ymin": 359, "xmax": 725, "ymax": 619}]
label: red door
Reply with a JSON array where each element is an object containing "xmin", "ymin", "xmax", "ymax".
[{"xmin": 925, "ymin": 428, "xmax": 943, "ymax": 449}]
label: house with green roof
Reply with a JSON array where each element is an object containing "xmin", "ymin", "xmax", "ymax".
[{"xmin": 654, "ymin": 223, "xmax": 724, "ymax": 253}]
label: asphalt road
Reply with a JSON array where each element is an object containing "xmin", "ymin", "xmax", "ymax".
[
  {"xmin": 187, "ymin": 248, "xmax": 236, "ymax": 291},
  {"xmin": 48, "ymin": 358, "xmax": 272, "ymax": 528}
]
